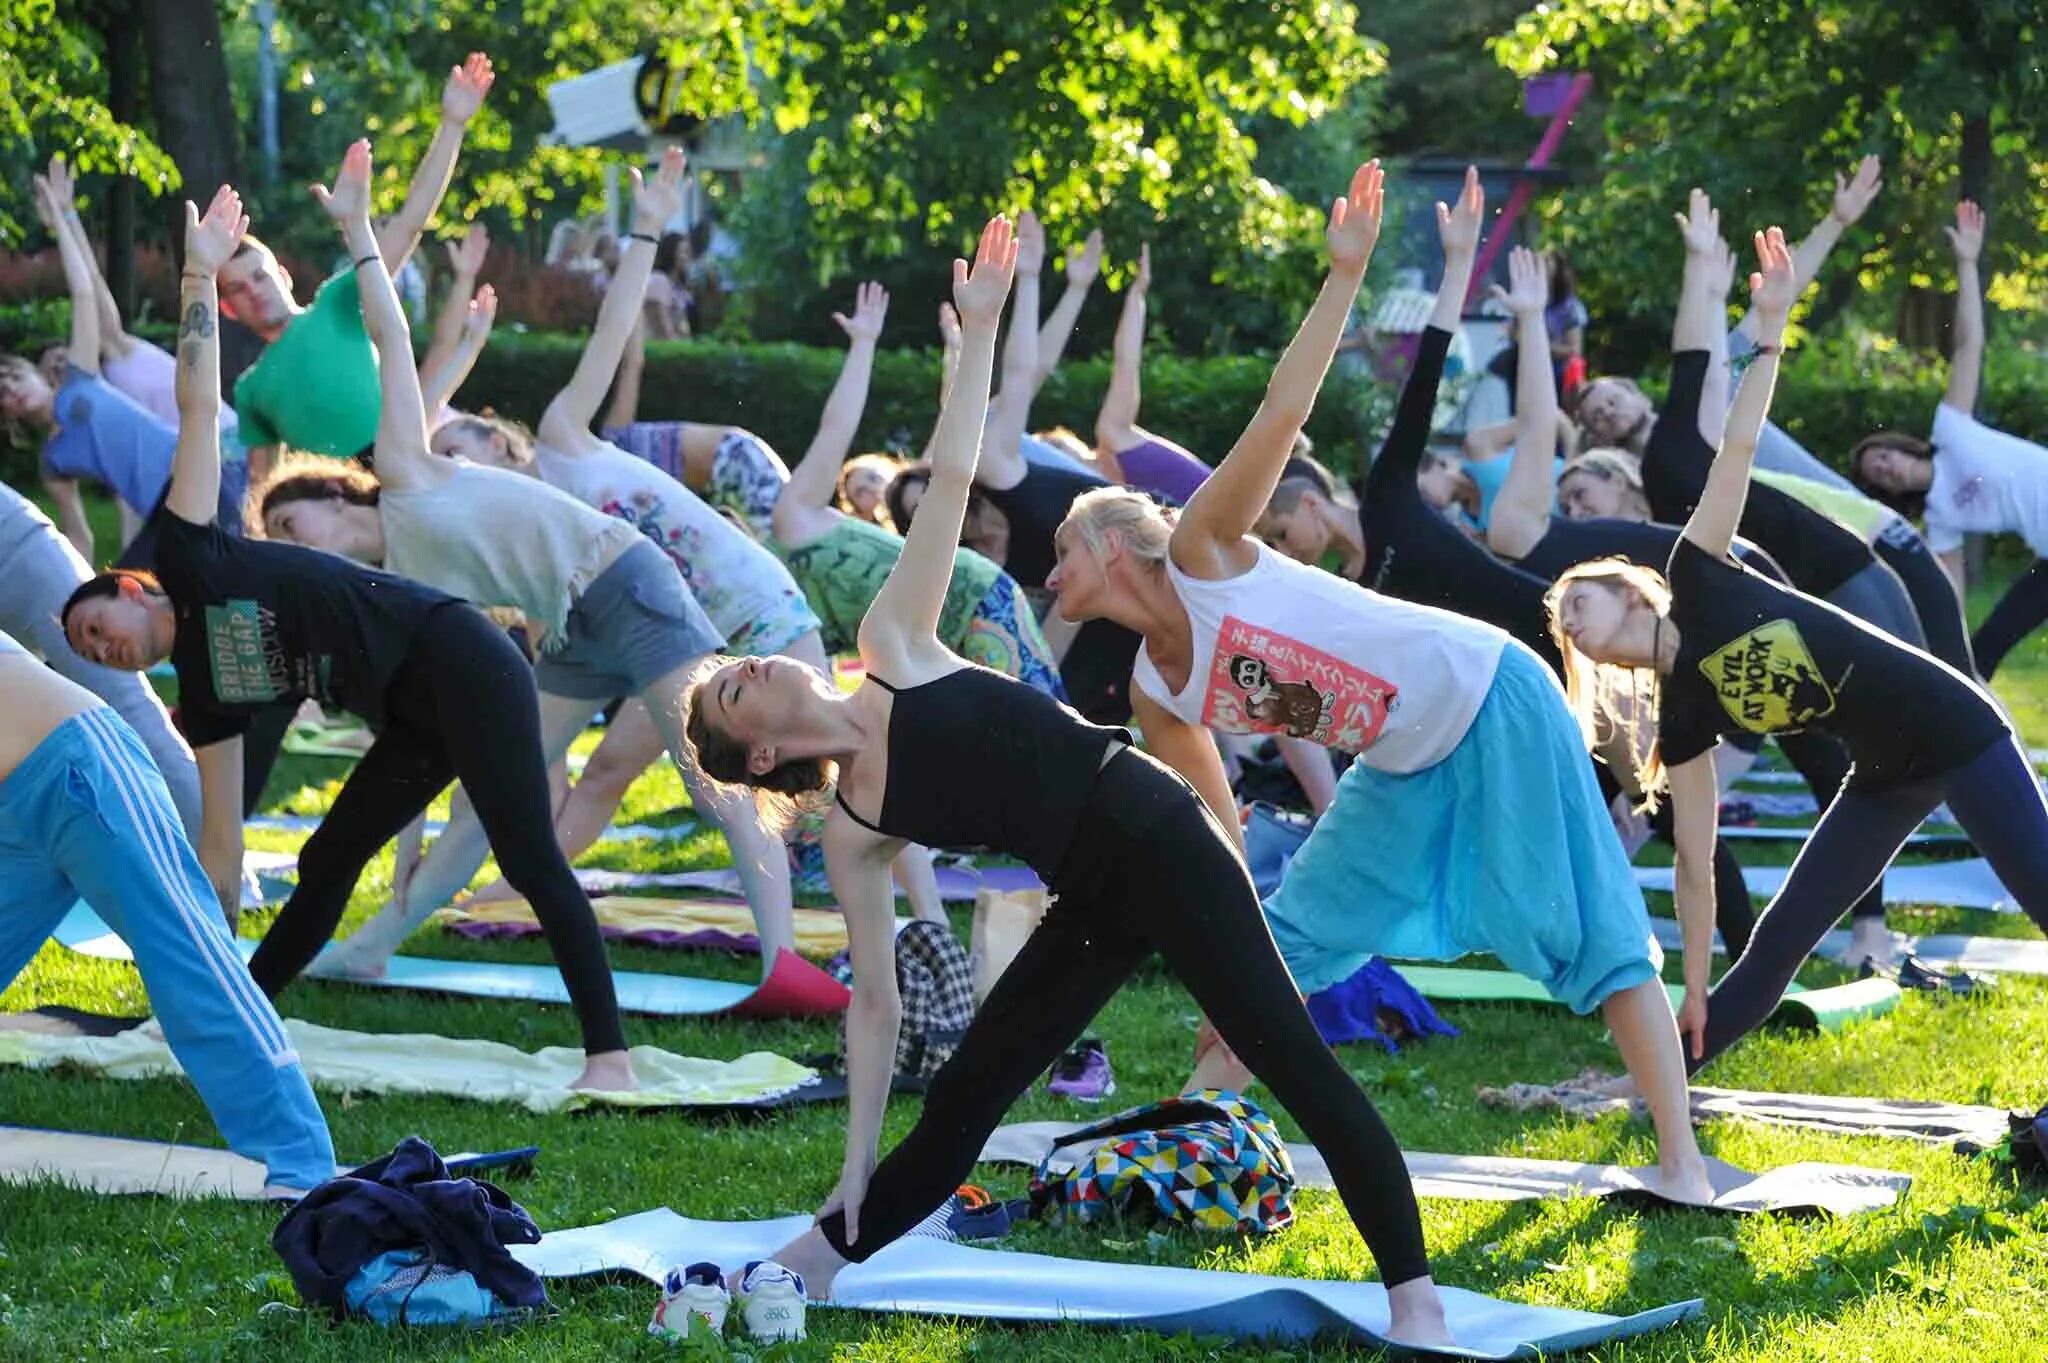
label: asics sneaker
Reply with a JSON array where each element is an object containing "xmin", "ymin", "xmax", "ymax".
[
  {"xmin": 736, "ymin": 1259, "xmax": 807, "ymax": 1343},
  {"xmin": 1048, "ymin": 1037, "xmax": 1116, "ymax": 1101},
  {"xmin": 648, "ymin": 1261, "xmax": 727, "ymax": 1341}
]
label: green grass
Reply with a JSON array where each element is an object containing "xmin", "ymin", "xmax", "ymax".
[{"xmin": 1, "ymin": 493, "xmax": 2046, "ymax": 1360}]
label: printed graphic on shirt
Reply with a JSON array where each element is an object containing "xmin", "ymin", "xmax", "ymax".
[
  {"xmin": 1201, "ymin": 615, "xmax": 1396, "ymax": 753},
  {"xmin": 201, "ymin": 599, "xmax": 290, "ymax": 703},
  {"xmin": 1697, "ymin": 618, "xmax": 1836, "ymax": 732}
]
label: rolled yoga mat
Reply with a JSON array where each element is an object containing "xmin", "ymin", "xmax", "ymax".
[
  {"xmin": 1634, "ymin": 858, "xmax": 2023, "ymax": 913},
  {"xmin": 1395, "ymin": 965, "xmax": 1899, "ymax": 1032},
  {"xmin": 51, "ymin": 904, "xmax": 850, "ymax": 1020},
  {"xmin": 0, "ymin": 1126, "xmax": 533, "ymax": 1201},
  {"xmin": 0, "ymin": 1017, "xmax": 819, "ymax": 1114},
  {"xmin": 978, "ymin": 1122, "xmax": 1909, "ymax": 1216},
  {"xmin": 514, "ymin": 1208, "xmax": 1703, "ymax": 1357}
]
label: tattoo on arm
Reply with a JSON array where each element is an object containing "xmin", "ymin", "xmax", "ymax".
[{"xmin": 181, "ymin": 301, "xmax": 215, "ymax": 341}]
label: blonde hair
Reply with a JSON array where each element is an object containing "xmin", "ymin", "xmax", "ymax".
[
  {"xmin": 837, "ymin": 452, "xmax": 906, "ymax": 526},
  {"xmin": 1059, "ymin": 485, "xmax": 1175, "ymax": 568},
  {"xmin": 1543, "ymin": 556, "xmax": 1672, "ymax": 810},
  {"xmin": 1035, "ymin": 426, "xmax": 1096, "ymax": 464},
  {"xmin": 1558, "ymin": 447, "xmax": 1652, "ymax": 517},
  {"xmin": 436, "ymin": 412, "xmax": 536, "ymax": 466}
]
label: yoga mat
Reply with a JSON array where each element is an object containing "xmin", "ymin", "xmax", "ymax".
[
  {"xmin": 0, "ymin": 1127, "xmax": 534, "ymax": 1201},
  {"xmin": 435, "ymin": 895, "xmax": 855, "ymax": 959},
  {"xmin": 0, "ymin": 1018, "xmax": 819, "ymax": 1114},
  {"xmin": 51, "ymin": 904, "xmax": 850, "ymax": 1019},
  {"xmin": 1484, "ymin": 1079, "xmax": 2011, "ymax": 1151},
  {"xmin": 515, "ymin": 1209, "xmax": 1702, "ymax": 1357},
  {"xmin": 243, "ymin": 813, "xmax": 700, "ymax": 843},
  {"xmin": 1715, "ymin": 826, "xmax": 1968, "ymax": 848},
  {"xmin": 1648, "ymin": 916, "xmax": 2048, "ymax": 978},
  {"xmin": 1635, "ymin": 859, "xmax": 2021, "ymax": 912},
  {"xmin": 980, "ymin": 1123, "xmax": 1908, "ymax": 1216},
  {"xmin": 578, "ymin": 863, "xmax": 1047, "ymax": 901},
  {"xmin": 1400, "ymin": 964, "xmax": 1896, "ymax": 1031}
]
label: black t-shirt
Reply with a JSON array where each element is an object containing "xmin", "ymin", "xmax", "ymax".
[
  {"xmin": 983, "ymin": 462, "xmax": 1108, "ymax": 589},
  {"xmin": 1517, "ymin": 513, "xmax": 1786, "ymax": 585},
  {"xmin": 1658, "ymin": 538, "xmax": 2006, "ymax": 785},
  {"xmin": 1358, "ymin": 326, "xmax": 1559, "ymax": 668},
  {"xmin": 1641, "ymin": 351, "xmax": 1871, "ymax": 595},
  {"xmin": 155, "ymin": 513, "xmax": 454, "ymax": 746}
]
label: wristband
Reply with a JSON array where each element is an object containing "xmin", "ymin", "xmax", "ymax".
[
  {"xmin": 627, "ymin": 231, "xmax": 659, "ymax": 246},
  {"xmin": 353, "ymin": 254, "xmax": 381, "ymax": 271},
  {"xmin": 1752, "ymin": 341, "xmax": 1784, "ymax": 356}
]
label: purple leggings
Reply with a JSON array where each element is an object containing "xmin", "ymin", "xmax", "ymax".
[{"xmin": 1115, "ymin": 437, "xmax": 1210, "ymax": 506}]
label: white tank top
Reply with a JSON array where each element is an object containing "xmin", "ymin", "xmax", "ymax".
[
  {"xmin": 1131, "ymin": 541, "xmax": 1507, "ymax": 774},
  {"xmin": 381, "ymin": 462, "xmax": 636, "ymax": 651},
  {"xmin": 536, "ymin": 441, "xmax": 803, "ymax": 640}
]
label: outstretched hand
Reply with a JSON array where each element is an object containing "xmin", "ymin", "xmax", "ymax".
[
  {"xmin": 310, "ymin": 139, "xmax": 374, "ymax": 227},
  {"xmin": 44, "ymin": 155, "xmax": 77, "ymax": 216},
  {"xmin": 185, "ymin": 185, "xmax": 252, "ymax": 276},
  {"xmin": 1437, "ymin": 164, "xmax": 1484, "ymax": 258},
  {"xmin": 1675, "ymin": 188, "xmax": 1720, "ymax": 256},
  {"xmin": 441, "ymin": 52, "xmax": 495, "ymax": 125},
  {"xmin": 953, "ymin": 214, "xmax": 1019, "ymax": 329},
  {"xmin": 1747, "ymin": 225, "xmax": 1797, "ymax": 326},
  {"xmin": 1132, "ymin": 241, "xmax": 1152, "ymax": 294},
  {"xmin": 1489, "ymin": 245, "xmax": 1546, "ymax": 316},
  {"xmin": 1830, "ymin": 155, "xmax": 1882, "ymax": 226},
  {"xmin": 631, "ymin": 145, "xmax": 687, "ymax": 235},
  {"xmin": 1063, "ymin": 228, "xmax": 1104, "ymax": 285},
  {"xmin": 447, "ymin": 223, "xmax": 490, "ymax": 279},
  {"xmin": 937, "ymin": 301, "xmax": 962, "ymax": 350},
  {"xmin": 462, "ymin": 282, "xmax": 499, "ymax": 344},
  {"xmin": 1326, "ymin": 158, "xmax": 1385, "ymax": 274},
  {"xmin": 1703, "ymin": 233, "xmax": 1737, "ymax": 300},
  {"xmin": 29, "ymin": 175, "xmax": 59, "ymax": 233},
  {"xmin": 1014, "ymin": 210, "xmax": 1046, "ymax": 277},
  {"xmin": 1947, "ymin": 199, "xmax": 1985, "ymax": 264},
  {"xmin": 833, "ymin": 280, "xmax": 890, "ymax": 343}
]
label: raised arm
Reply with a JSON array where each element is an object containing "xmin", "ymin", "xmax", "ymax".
[
  {"xmin": 417, "ymin": 224, "xmax": 488, "ymax": 399},
  {"xmin": 164, "ymin": 187, "xmax": 249, "ymax": 526},
  {"xmin": 1697, "ymin": 235, "xmax": 1738, "ymax": 442},
  {"xmin": 1943, "ymin": 200, "xmax": 1985, "ymax": 414},
  {"xmin": 1682, "ymin": 227, "xmax": 1794, "ymax": 561},
  {"xmin": 782, "ymin": 283, "xmax": 889, "ymax": 518},
  {"xmin": 1174, "ymin": 160, "xmax": 1383, "ymax": 573},
  {"xmin": 537, "ymin": 148, "xmax": 685, "ymax": 454},
  {"xmin": 1484, "ymin": 247, "xmax": 1560, "ymax": 561},
  {"xmin": 978, "ymin": 211, "xmax": 1042, "ymax": 489},
  {"xmin": 373, "ymin": 53, "xmax": 493, "ymax": 273},
  {"xmin": 44, "ymin": 156, "xmax": 133, "ymax": 362},
  {"xmin": 1365, "ymin": 171, "xmax": 1482, "ymax": 501},
  {"xmin": 1670, "ymin": 189, "xmax": 1731, "ymax": 447},
  {"xmin": 1735, "ymin": 155, "xmax": 1880, "ymax": 341},
  {"xmin": 316, "ymin": 140, "xmax": 436, "ymax": 490},
  {"xmin": 935, "ymin": 302, "xmax": 962, "ymax": 410},
  {"xmin": 419, "ymin": 283, "xmax": 496, "ymax": 417},
  {"xmin": 1094, "ymin": 243, "xmax": 1150, "ymax": 449},
  {"xmin": 1031, "ymin": 228, "xmax": 1102, "ymax": 395},
  {"xmin": 1666, "ymin": 749, "xmax": 1718, "ymax": 1059},
  {"xmin": 34, "ymin": 175, "xmax": 100, "ymax": 377},
  {"xmin": 603, "ymin": 315, "xmax": 647, "ymax": 431},
  {"xmin": 862, "ymin": 217, "xmax": 1016, "ymax": 656}
]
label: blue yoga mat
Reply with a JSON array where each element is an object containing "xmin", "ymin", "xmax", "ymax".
[
  {"xmin": 515, "ymin": 1209, "xmax": 1702, "ymax": 1358},
  {"xmin": 53, "ymin": 904, "xmax": 762, "ymax": 1016},
  {"xmin": 1715, "ymin": 826, "xmax": 1968, "ymax": 848},
  {"xmin": 1634, "ymin": 858, "xmax": 2020, "ymax": 912}
]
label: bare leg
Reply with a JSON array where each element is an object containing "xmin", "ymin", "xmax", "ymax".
[
  {"xmin": 892, "ymin": 844, "xmax": 947, "ymax": 925},
  {"xmin": 1601, "ymin": 978, "xmax": 1712, "ymax": 1202}
]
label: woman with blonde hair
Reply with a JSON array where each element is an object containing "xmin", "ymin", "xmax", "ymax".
[
  {"xmin": 1546, "ymin": 226, "xmax": 2048, "ymax": 1069},
  {"xmin": 836, "ymin": 451, "xmax": 907, "ymax": 526}
]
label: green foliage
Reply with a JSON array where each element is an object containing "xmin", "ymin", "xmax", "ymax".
[
  {"xmin": 1493, "ymin": 0, "xmax": 2048, "ymax": 371},
  {"xmin": 1767, "ymin": 331, "xmax": 2048, "ymax": 466}
]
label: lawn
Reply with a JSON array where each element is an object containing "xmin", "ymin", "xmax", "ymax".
[{"xmin": 2, "ymin": 498, "xmax": 2046, "ymax": 1361}]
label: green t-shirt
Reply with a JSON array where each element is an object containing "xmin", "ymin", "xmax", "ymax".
[
  {"xmin": 1752, "ymin": 469, "xmax": 1895, "ymax": 543},
  {"xmin": 233, "ymin": 271, "xmax": 381, "ymax": 457},
  {"xmin": 774, "ymin": 516, "xmax": 1000, "ymax": 653}
]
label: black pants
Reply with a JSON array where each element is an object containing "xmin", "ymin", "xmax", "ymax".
[
  {"xmin": 818, "ymin": 746, "xmax": 1432, "ymax": 1287},
  {"xmin": 1697, "ymin": 735, "xmax": 2048, "ymax": 1070},
  {"xmin": 244, "ymin": 604, "xmax": 626, "ymax": 1054},
  {"xmin": 1875, "ymin": 528, "xmax": 1976, "ymax": 675},
  {"xmin": 1972, "ymin": 557, "xmax": 2048, "ymax": 680}
]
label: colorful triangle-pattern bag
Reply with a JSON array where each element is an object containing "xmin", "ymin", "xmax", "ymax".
[{"xmin": 1026, "ymin": 1089, "xmax": 1296, "ymax": 1235}]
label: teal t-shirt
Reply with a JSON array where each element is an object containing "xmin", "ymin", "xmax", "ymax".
[{"xmin": 233, "ymin": 271, "xmax": 382, "ymax": 457}]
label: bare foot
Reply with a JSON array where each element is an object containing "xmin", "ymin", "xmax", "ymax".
[
  {"xmin": 570, "ymin": 1050, "xmax": 636, "ymax": 1092},
  {"xmin": 1651, "ymin": 1157, "xmax": 1719, "ymax": 1207},
  {"xmin": 1845, "ymin": 920, "xmax": 1896, "ymax": 970},
  {"xmin": 1386, "ymin": 1278, "xmax": 1454, "ymax": 1349}
]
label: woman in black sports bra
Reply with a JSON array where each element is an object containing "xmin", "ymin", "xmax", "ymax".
[{"xmin": 684, "ymin": 215, "xmax": 1452, "ymax": 1347}]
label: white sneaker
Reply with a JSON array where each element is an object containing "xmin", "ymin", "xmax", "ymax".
[
  {"xmin": 736, "ymin": 1259, "xmax": 807, "ymax": 1342},
  {"xmin": 648, "ymin": 1261, "xmax": 727, "ymax": 1340}
]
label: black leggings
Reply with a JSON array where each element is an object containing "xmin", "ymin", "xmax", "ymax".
[
  {"xmin": 1696, "ymin": 734, "xmax": 2048, "ymax": 1071},
  {"xmin": 1876, "ymin": 527, "xmax": 1976, "ymax": 676},
  {"xmin": 1775, "ymin": 731, "xmax": 1885, "ymax": 923},
  {"xmin": 244, "ymin": 604, "xmax": 626, "ymax": 1054},
  {"xmin": 1972, "ymin": 557, "xmax": 2048, "ymax": 680},
  {"xmin": 818, "ymin": 747, "xmax": 1432, "ymax": 1287}
]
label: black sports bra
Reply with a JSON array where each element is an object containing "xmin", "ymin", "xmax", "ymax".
[{"xmin": 834, "ymin": 666, "xmax": 1130, "ymax": 880}]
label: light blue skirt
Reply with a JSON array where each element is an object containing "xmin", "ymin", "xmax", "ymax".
[{"xmin": 1264, "ymin": 640, "xmax": 1658, "ymax": 1014}]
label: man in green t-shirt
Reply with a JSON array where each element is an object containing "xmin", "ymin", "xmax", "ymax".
[{"xmin": 221, "ymin": 52, "xmax": 495, "ymax": 483}]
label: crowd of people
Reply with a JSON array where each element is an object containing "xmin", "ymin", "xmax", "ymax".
[{"xmin": 5, "ymin": 52, "xmax": 2048, "ymax": 1349}]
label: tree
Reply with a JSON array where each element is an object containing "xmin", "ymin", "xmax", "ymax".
[{"xmin": 1494, "ymin": 0, "xmax": 2048, "ymax": 367}]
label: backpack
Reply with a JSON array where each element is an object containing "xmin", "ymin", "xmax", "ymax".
[
  {"xmin": 1027, "ymin": 1090, "xmax": 1296, "ymax": 1235},
  {"xmin": 840, "ymin": 920, "xmax": 976, "ymax": 1082}
]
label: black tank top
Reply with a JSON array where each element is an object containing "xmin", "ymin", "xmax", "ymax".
[
  {"xmin": 835, "ymin": 665, "xmax": 1131, "ymax": 880},
  {"xmin": 982, "ymin": 463, "xmax": 1109, "ymax": 588}
]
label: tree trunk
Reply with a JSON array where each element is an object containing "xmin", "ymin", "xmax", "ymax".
[
  {"xmin": 102, "ymin": 7, "xmax": 140, "ymax": 324},
  {"xmin": 142, "ymin": 0, "xmax": 243, "ymax": 268}
]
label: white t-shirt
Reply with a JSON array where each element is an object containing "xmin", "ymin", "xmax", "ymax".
[
  {"xmin": 1923, "ymin": 403, "xmax": 2048, "ymax": 557},
  {"xmin": 1131, "ymin": 541, "xmax": 1507, "ymax": 774},
  {"xmin": 537, "ymin": 440, "xmax": 802, "ymax": 640},
  {"xmin": 102, "ymin": 342, "xmax": 238, "ymax": 434}
]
